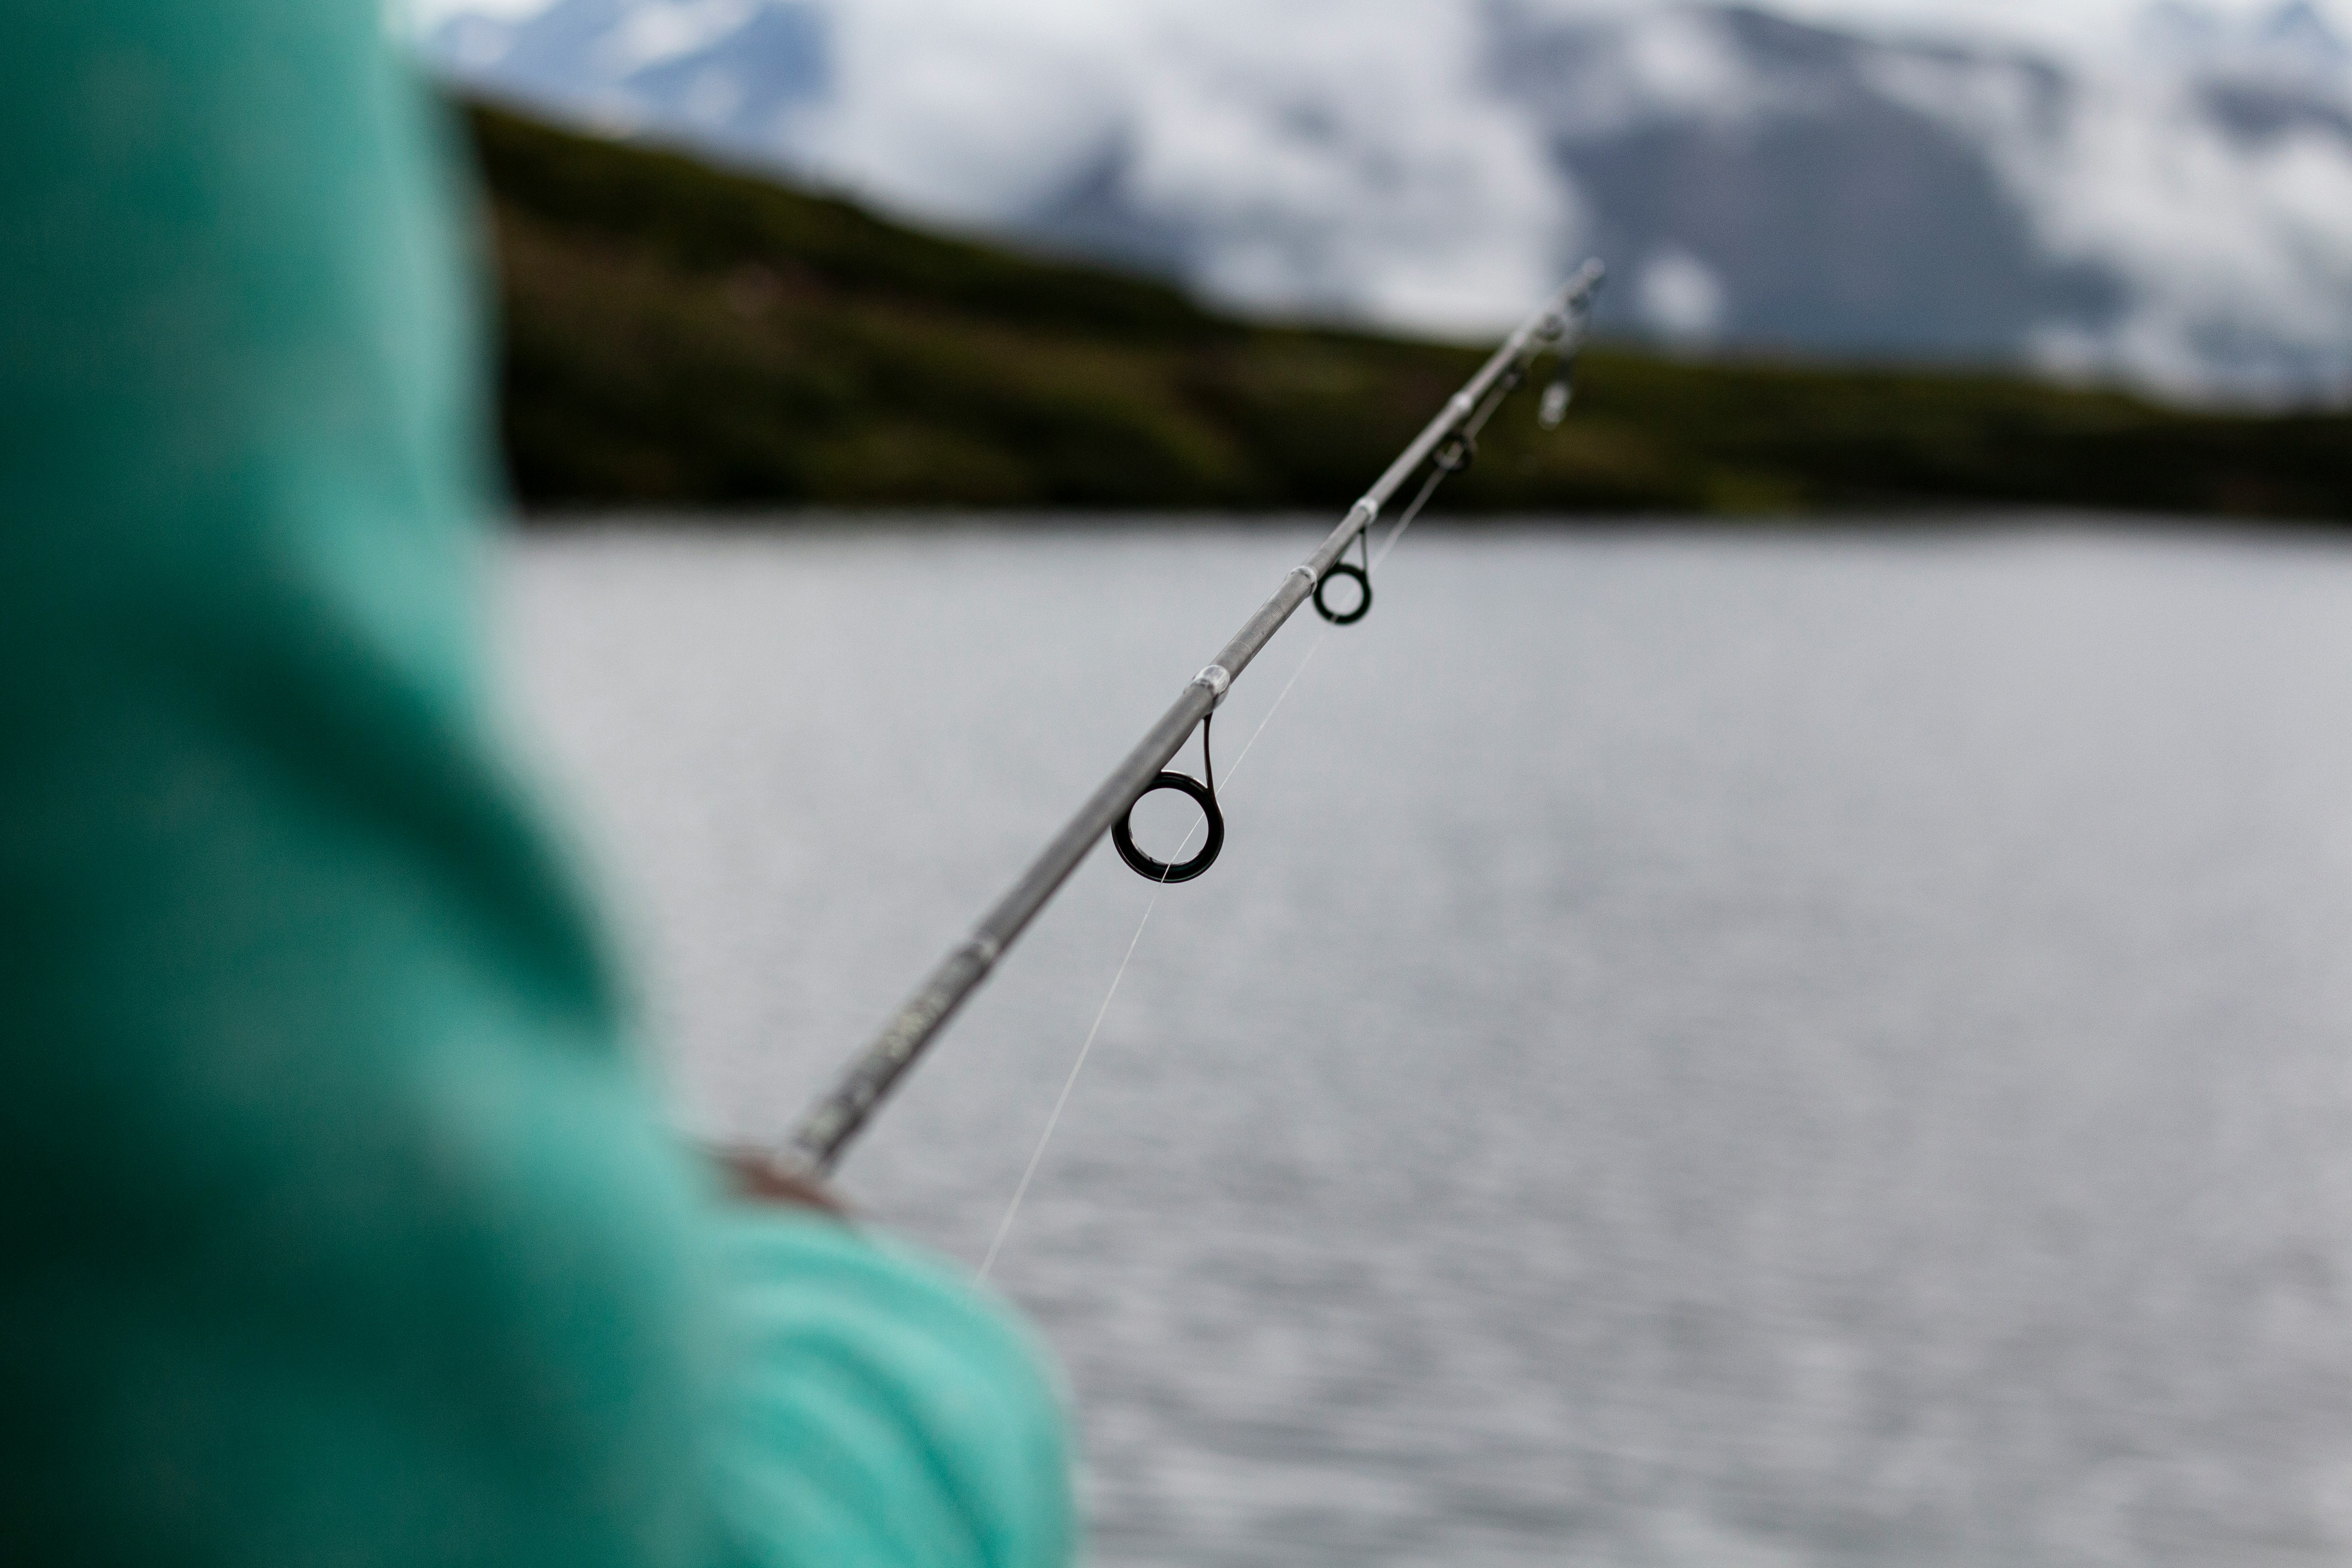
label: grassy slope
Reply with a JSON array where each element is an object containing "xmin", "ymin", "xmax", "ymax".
[{"xmin": 468, "ymin": 101, "xmax": 2352, "ymax": 519}]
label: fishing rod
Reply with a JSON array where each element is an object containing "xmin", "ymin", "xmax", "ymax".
[{"xmin": 780, "ymin": 260, "xmax": 1606, "ymax": 1178}]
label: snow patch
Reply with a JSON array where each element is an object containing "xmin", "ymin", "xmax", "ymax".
[{"xmin": 1637, "ymin": 248, "xmax": 1729, "ymax": 342}]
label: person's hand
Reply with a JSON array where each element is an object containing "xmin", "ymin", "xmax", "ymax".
[{"xmin": 708, "ymin": 1147, "xmax": 849, "ymax": 1218}]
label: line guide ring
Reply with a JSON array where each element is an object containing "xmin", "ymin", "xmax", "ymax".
[
  {"xmin": 1313, "ymin": 524, "xmax": 1375, "ymax": 626},
  {"xmin": 1112, "ymin": 713, "xmax": 1224, "ymax": 883}
]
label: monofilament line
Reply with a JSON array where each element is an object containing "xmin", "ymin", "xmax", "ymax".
[
  {"xmin": 1373, "ymin": 464, "xmax": 1446, "ymax": 570},
  {"xmin": 976, "ymin": 516, "xmax": 1414, "ymax": 1279},
  {"xmin": 975, "ymin": 625, "xmax": 1329, "ymax": 1279},
  {"xmin": 976, "ymin": 877, "xmax": 1166, "ymax": 1279}
]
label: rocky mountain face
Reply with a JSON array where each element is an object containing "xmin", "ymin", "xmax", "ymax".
[{"xmin": 420, "ymin": 0, "xmax": 2352, "ymax": 402}]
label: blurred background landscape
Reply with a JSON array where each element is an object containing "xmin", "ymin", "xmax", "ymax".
[
  {"xmin": 418, "ymin": 3, "xmax": 2352, "ymax": 1564},
  {"xmin": 408, "ymin": 0, "xmax": 2352, "ymax": 516}
]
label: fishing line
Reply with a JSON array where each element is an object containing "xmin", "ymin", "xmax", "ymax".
[
  {"xmin": 977, "ymin": 876, "xmax": 1167, "ymax": 1279},
  {"xmin": 977, "ymin": 482, "xmax": 1440, "ymax": 1278},
  {"xmin": 1374, "ymin": 464, "xmax": 1447, "ymax": 570},
  {"xmin": 976, "ymin": 627, "xmax": 1324, "ymax": 1279}
]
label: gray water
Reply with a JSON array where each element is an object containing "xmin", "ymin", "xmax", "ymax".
[{"xmin": 504, "ymin": 519, "xmax": 2352, "ymax": 1568}]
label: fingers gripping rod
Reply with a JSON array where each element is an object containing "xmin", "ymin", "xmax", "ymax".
[{"xmin": 780, "ymin": 261, "xmax": 1605, "ymax": 1177}]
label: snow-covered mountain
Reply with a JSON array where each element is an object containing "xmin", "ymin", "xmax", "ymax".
[
  {"xmin": 427, "ymin": 0, "xmax": 828, "ymax": 148},
  {"xmin": 415, "ymin": 0, "xmax": 2352, "ymax": 402}
]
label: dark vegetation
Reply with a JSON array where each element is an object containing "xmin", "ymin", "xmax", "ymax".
[{"xmin": 467, "ymin": 101, "xmax": 2352, "ymax": 519}]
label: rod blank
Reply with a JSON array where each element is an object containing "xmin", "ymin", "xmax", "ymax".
[{"xmin": 781, "ymin": 261, "xmax": 1605, "ymax": 1176}]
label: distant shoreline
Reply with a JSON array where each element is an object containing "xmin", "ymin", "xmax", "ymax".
[
  {"xmin": 505, "ymin": 507, "xmax": 2352, "ymax": 538},
  {"xmin": 470, "ymin": 102, "xmax": 2352, "ymax": 524}
]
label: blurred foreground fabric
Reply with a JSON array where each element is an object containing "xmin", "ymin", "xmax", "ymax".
[{"xmin": 0, "ymin": 6, "xmax": 1070, "ymax": 1565}]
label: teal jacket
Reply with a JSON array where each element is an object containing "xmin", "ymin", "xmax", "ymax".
[{"xmin": 0, "ymin": 6, "xmax": 1073, "ymax": 1566}]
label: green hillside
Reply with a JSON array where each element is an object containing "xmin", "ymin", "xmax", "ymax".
[{"xmin": 466, "ymin": 101, "xmax": 2352, "ymax": 519}]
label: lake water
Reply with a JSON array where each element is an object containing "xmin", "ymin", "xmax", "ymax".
[{"xmin": 505, "ymin": 518, "xmax": 2352, "ymax": 1568}]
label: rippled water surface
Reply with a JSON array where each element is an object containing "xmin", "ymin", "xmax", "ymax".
[{"xmin": 505, "ymin": 519, "xmax": 2352, "ymax": 1568}]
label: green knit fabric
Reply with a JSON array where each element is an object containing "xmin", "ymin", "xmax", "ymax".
[{"xmin": 0, "ymin": 6, "xmax": 1072, "ymax": 1567}]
